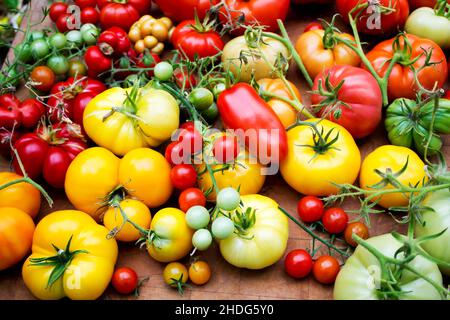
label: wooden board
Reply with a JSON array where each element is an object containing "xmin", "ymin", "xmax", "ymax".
[{"xmin": 0, "ymin": 1, "xmax": 448, "ymax": 300}]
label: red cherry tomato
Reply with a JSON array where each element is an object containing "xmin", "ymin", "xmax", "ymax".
[
  {"xmin": 30, "ymin": 66, "xmax": 56, "ymax": 92},
  {"xmin": 80, "ymin": 7, "xmax": 100, "ymax": 24},
  {"xmin": 322, "ymin": 208, "xmax": 348, "ymax": 234},
  {"xmin": 165, "ymin": 141, "xmax": 191, "ymax": 166},
  {"xmin": 213, "ymin": 135, "xmax": 239, "ymax": 164},
  {"xmin": 97, "ymin": 27, "xmax": 131, "ymax": 57},
  {"xmin": 178, "ymin": 127, "xmax": 203, "ymax": 155},
  {"xmin": 297, "ymin": 196, "xmax": 324, "ymax": 223},
  {"xmin": 111, "ymin": 267, "xmax": 139, "ymax": 295},
  {"xmin": 49, "ymin": 2, "xmax": 68, "ymax": 22},
  {"xmin": 174, "ymin": 69, "xmax": 197, "ymax": 90},
  {"xmin": 56, "ymin": 13, "xmax": 76, "ymax": 33},
  {"xmin": 304, "ymin": 21, "xmax": 323, "ymax": 32},
  {"xmin": 312, "ymin": 255, "xmax": 340, "ymax": 284},
  {"xmin": 344, "ymin": 222, "xmax": 369, "ymax": 247},
  {"xmin": 170, "ymin": 164, "xmax": 197, "ymax": 190},
  {"xmin": 75, "ymin": 0, "xmax": 97, "ymax": 9},
  {"xmin": 178, "ymin": 188, "xmax": 207, "ymax": 212},
  {"xmin": 17, "ymin": 99, "xmax": 45, "ymax": 129},
  {"xmin": 284, "ymin": 249, "xmax": 313, "ymax": 279},
  {"xmin": 84, "ymin": 46, "xmax": 112, "ymax": 73},
  {"xmin": 180, "ymin": 121, "xmax": 196, "ymax": 131}
]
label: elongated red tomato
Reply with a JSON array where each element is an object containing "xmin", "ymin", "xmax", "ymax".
[
  {"xmin": 311, "ymin": 65, "xmax": 382, "ymax": 139},
  {"xmin": 217, "ymin": 83, "xmax": 287, "ymax": 163}
]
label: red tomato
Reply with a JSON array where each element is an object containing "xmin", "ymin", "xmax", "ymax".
[
  {"xmin": 312, "ymin": 255, "xmax": 340, "ymax": 284},
  {"xmin": 322, "ymin": 208, "xmax": 348, "ymax": 234},
  {"xmin": 99, "ymin": 0, "xmax": 150, "ymax": 30},
  {"xmin": 213, "ymin": 135, "xmax": 239, "ymax": 164},
  {"xmin": 220, "ymin": 0, "xmax": 290, "ymax": 34},
  {"xmin": 0, "ymin": 129, "xmax": 20, "ymax": 158},
  {"xmin": 153, "ymin": 0, "xmax": 217, "ymax": 22},
  {"xmin": 97, "ymin": 27, "xmax": 131, "ymax": 57},
  {"xmin": 284, "ymin": 249, "xmax": 313, "ymax": 279},
  {"xmin": 337, "ymin": 0, "xmax": 409, "ymax": 35},
  {"xmin": 56, "ymin": 13, "xmax": 77, "ymax": 33},
  {"xmin": 297, "ymin": 196, "xmax": 324, "ymax": 223},
  {"xmin": 170, "ymin": 164, "xmax": 197, "ymax": 190},
  {"xmin": 13, "ymin": 123, "xmax": 87, "ymax": 188},
  {"xmin": 134, "ymin": 52, "xmax": 161, "ymax": 77},
  {"xmin": 84, "ymin": 45, "xmax": 113, "ymax": 74},
  {"xmin": 178, "ymin": 127, "xmax": 203, "ymax": 155},
  {"xmin": 165, "ymin": 141, "xmax": 191, "ymax": 166},
  {"xmin": 409, "ymin": 0, "xmax": 449, "ymax": 9},
  {"xmin": 180, "ymin": 121, "xmax": 196, "ymax": 131},
  {"xmin": 179, "ymin": 188, "xmax": 206, "ymax": 212},
  {"xmin": 0, "ymin": 95, "xmax": 45, "ymax": 130},
  {"xmin": 445, "ymin": 90, "xmax": 450, "ymax": 100},
  {"xmin": 344, "ymin": 222, "xmax": 369, "ymax": 247},
  {"xmin": 75, "ymin": 0, "xmax": 97, "ymax": 9},
  {"xmin": 30, "ymin": 66, "xmax": 55, "ymax": 92},
  {"xmin": 365, "ymin": 34, "xmax": 448, "ymax": 100},
  {"xmin": 174, "ymin": 69, "xmax": 197, "ymax": 90},
  {"xmin": 304, "ymin": 21, "xmax": 323, "ymax": 32},
  {"xmin": 171, "ymin": 20, "xmax": 224, "ymax": 61},
  {"xmin": 72, "ymin": 92, "xmax": 98, "ymax": 136},
  {"xmin": 111, "ymin": 267, "xmax": 139, "ymax": 295},
  {"xmin": 49, "ymin": 2, "xmax": 68, "ymax": 22},
  {"xmin": 311, "ymin": 65, "xmax": 383, "ymax": 139},
  {"xmin": 97, "ymin": 0, "xmax": 149, "ymax": 12},
  {"xmin": 80, "ymin": 7, "xmax": 100, "ymax": 24}
]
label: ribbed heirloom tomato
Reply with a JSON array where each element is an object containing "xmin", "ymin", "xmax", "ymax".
[
  {"xmin": 153, "ymin": 0, "xmax": 217, "ymax": 22},
  {"xmin": 97, "ymin": 0, "xmax": 151, "ymax": 30}
]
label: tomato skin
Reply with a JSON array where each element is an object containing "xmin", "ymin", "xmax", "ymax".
[
  {"xmin": 322, "ymin": 208, "xmax": 348, "ymax": 234},
  {"xmin": 213, "ymin": 135, "xmax": 239, "ymax": 164},
  {"xmin": 344, "ymin": 222, "xmax": 369, "ymax": 247},
  {"xmin": 56, "ymin": 13, "xmax": 76, "ymax": 33},
  {"xmin": 17, "ymin": 99, "xmax": 45, "ymax": 129},
  {"xmin": 189, "ymin": 261, "xmax": 211, "ymax": 285},
  {"xmin": 0, "ymin": 94, "xmax": 21, "ymax": 129},
  {"xmin": 409, "ymin": 0, "xmax": 449, "ymax": 9},
  {"xmin": 75, "ymin": 0, "xmax": 97, "ymax": 9},
  {"xmin": 99, "ymin": 2, "xmax": 144, "ymax": 30},
  {"xmin": 80, "ymin": 7, "xmax": 100, "ymax": 25},
  {"xmin": 165, "ymin": 141, "xmax": 189, "ymax": 166},
  {"xmin": 303, "ymin": 21, "xmax": 323, "ymax": 32},
  {"xmin": 311, "ymin": 65, "xmax": 383, "ymax": 139},
  {"xmin": 49, "ymin": 2, "xmax": 68, "ymax": 22},
  {"xmin": 170, "ymin": 164, "xmax": 197, "ymax": 190},
  {"xmin": 179, "ymin": 188, "xmax": 206, "ymax": 212},
  {"xmin": 217, "ymin": 83, "xmax": 288, "ymax": 163},
  {"xmin": 97, "ymin": 27, "xmax": 131, "ymax": 57},
  {"xmin": 0, "ymin": 95, "xmax": 44, "ymax": 130},
  {"xmin": 297, "ymin": 196, "xmax": 324, "ymax": 223},
  {"xmin": 284, "ymin": 249, "xmax": 313, "ymax": 279},
  {"xmin": 174, "ymin": 69, "xmax": 197, "ymax": 90},
  {"xmin": 111, "ymin": 267, "xmax": 139, "ymax": 294},
  {"xmin": 365, "ymin": 34, "xmax": 448, "ymax": 101},
  {"xmin": 84, "ymin": 46, "xmax": 113, "ymax": 74},
  {"xmin": 0, "ymin": 207, "xmax": 35, "ymax": 271},
  {"xmin": 445, "ymin": 90, "xmax": 450, "ymax": 100},
  {"xmin": 337, "ymin": 0, "xmax": 409, "ymax": 35},
  {"xmin": 153, "ymin": 0, "xmax": 217, "ymax": 22},
  {"xmin": 313, "ymin": 255, "xmax": 340, "ymax": 284}
]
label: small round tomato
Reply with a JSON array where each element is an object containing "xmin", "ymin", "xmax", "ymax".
[
  {"xmin": 165, "ymin": 141, "xmax": 190, "ymax": 166},
  {"xmin": 185, "ymin": 206, "xmax": 210, "ymax": 230},
  {"xmin": 170, "ymin": 164, "xmax": 197, "ymax": 190},
  {"xmin": 30, "ymin": 66, "xmax": 55, "ymax": 92},
  {"xmin": 189, "ymin": 88, "xmax": 214, "ymax": 111},
  {"xmin": 111, "ymin": 267, "xmax": 138, "ymax": 295},
  {"xmin": 68, "ymin": 60, "xmax": 87, "ymax": 78},
  {"xmin": 81, "ymin": 7, "xmax": 100, "ymax": 25},
  {"xmin": 284, "ymin": 249, "xmax": 313, "ymax": 279},
  {"xmin": 75, "ymin": 0, "xmax": 97, "ymax": 9},
  {"xmin": 174, "ymin": 69, "xmax": 197, "ymax": 90},
  {"xmin": 49, "ymin": 2, "xmax": 68, "ymax": 22},
  {"xmin": 211, "ymin": 216, "xmax": 234, "ymax": 240},
  {"xmin": 179, "ymin": 188, "xmax": 206, "ymax": 212},
  {"xmin": 213, "ymin": 135, "xmax": 239, "ymax": 164},
  {"xmin": 297, "ymin": 196, "xmax": 324, "ymax": 223},
  {"xmin": 154, "ymin": 62, "xmax": 174, "ymax": 81},
  {"xmin": 344, "ymin": 222, "xmax": 369, "ymax": 247},
  {"xmin": 189, "ymin": 261, "xmax": 211, "ymax": 285},
  {"xmin": 163, "ymin": 262, "xmax": 188, "ymax": 289},
  {"xmin": 47, "ymin": 55, "xmax": 69, "ymax": 75},
  {"xmin": 56, "ymin": 13, "xmax": 74, "ymax": 33},
  {"xmin": 192, "ymin": 228, "xmax": 213, "ymax": 250},
  {"xmin": 216, "ymin": 187, "xmax": 240, "ymax": 211},
  {"xmin": 313, "ymin": 255, "xmax": 340, "ymax": 284},
  {"xmin": 177, "ymin": 127, "xmax": 203, "ymax": 155},
  {"xmin": 322, "ymin": 208, "xmax": 348, "ymax": 234},
  {"xmin": 304, "ymin": 21, "xmax": 323, "ymax": 32}
]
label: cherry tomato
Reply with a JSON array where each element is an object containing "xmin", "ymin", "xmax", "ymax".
[
  {"xmin": 344, "ymin": 222, "xmax": 369, "ymax": 247},
  {"xmin": 49, "ymin": 2, "xmax": 68, "ymax": 22},
  {"xmin": 179, "ymin": 188, "xmax": 206, "ymax": 212},
  {"xmin": 174, "ymin": 69, "xmax": 197, "ymax": 90},
  {"xmin": 170, "ymin": 164, "xmax": 197, "ymax": 190},
  {"xmin": 163, "ymin": 262, "xmax": 188, "ymax": 289},
  {"xmin": 81, "ymin": 7, "xmax": 100, "ymax": 24},
  {"xmin": 312, "ymin": 255, "xmax": 340, "ymax": 285},
  {"xmin": 30, "ymin": 66, "xmax": 55, "ymax": 92},
  {"xmin": 165, "ymin": 141, "xmax": 190, "ymax": 166},
  {"xmin": 84, "ymin": 45, "xmax": 112, "ymax": 73},
  {"xmin": 297, "ymin": 196, "xmax": 324, "ymax": 223},
  {"xmin": 56, "ymin": 13, "xmax": 76, "ymax": 33},
  {"xmin": 180, "ymin": 121, "xmax": 196, "ymax": 131},
  {"xmin": 304, "ymin": 21, "xmax": 323, "ymax": 32},
  {"xmin": 284, "ymin": 249, "xmax": 313, "ymax": 279},
  {"xmin": 189, "ymin": 261, "xmax": 211, "ymax": 285},
  {"xmin": 111, "ymin": 267, "xmax": 138, "ymax": 295},
  {"xmin": 178, "ymin": 127, "xmax": 203, "ymax": 155},
  {"xmin": 322, "ymin": 207, "xmax": 348, "ymax": 234},
  {"xmin": 213, "ymin": 135, "xmax": 239, "ymax": 164},
  {"xmin": 75, "ymin": 0, "xmax": 97, "ymax": 9},
  {"xmin": 68, "ymin": 60, "xmax": 87, "ymax": 78}
]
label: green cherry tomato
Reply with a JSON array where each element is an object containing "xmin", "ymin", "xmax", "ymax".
[
  {"xmin": 66, "ymin": 30, "xmax": 83, "ymax": 47},
  {"xmin": 68, "ymin": 60, "xmax": 87, "ymax": 77},
  {"xmin": 185, "ymin": 205, "xmax": 210, "ymax": 230},
  {"xmin": 213, "ymin": 82, "xmax": 226, "ymax": 99},
  {"xmin": 0, "ymin": 67, "xmax": 19, "ymax": 87},
  {"xmin": 189, "ymin": 88, "xmax": 214, "ymax": 111},
  {"xmin": 30, "ymin": 30, "xmax": 45, "ymax": 41},
  {"xmin": 192, "ymin": 229, "xmax": 213, "ymax": 251},
  {"xmin": 49, "ymin": 33, "xmax": 67, "ymax": 49},
  {"xmin": 154, "ymin": 62, "xmax": 173, "ymax": 81},
  {"xmin": 47, "ymin": 55, "xmax": 69, "ymax": 75},
  {"xmin": 216, "ymin": 187, "xmax": 240, "ymax": 211},
  {"xmin": 201, "ymin": 102, "xmax": 219, "ymax": 123},
  {"xmin": 80, "ymin": 24, "xmax": 97, "ymax": 34},
  {"xmin": 30, "ymin": 39, "xmax": 50, "ymax": 60},
  {"xmin": 14, "ymin": 43, "xmax": 32, "ymax": 63},
  {"xmin": 81, "ymin": 27, "xmax": 100, "ymax": 45},
  {"xmin": 211, "ymin": 216, "xmax": 235, "ymax": 240}
]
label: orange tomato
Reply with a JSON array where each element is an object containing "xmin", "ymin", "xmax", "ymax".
[{"xmin": 188, "ymin": 260, "xmax": 211, "ymax": 285}]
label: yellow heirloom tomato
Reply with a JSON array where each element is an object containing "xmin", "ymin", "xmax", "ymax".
[
  {"xmin": 359, "ymin": 145, "xmax": 427, "ymax": 208},
  {"xmin": 219, "ymin": 194, "xmax": 289, "ymax": 270},
  {"xmin": 22, "ymin": 210, "xmax": 118, "ymax": 300},
  {"xmin": 83, "ymin": 86, "xmax": 180, "ymax": 156},
  {"xmin": 147, "ymin": 207, "xmax": 194, "ymax": 262},
  {"xmin": 280, "ymin": 119, "xmax": 361, "ymax": 196},
  {"xmin": 65, "ymin": 147, "xmax": 172, "ymax": 221}
]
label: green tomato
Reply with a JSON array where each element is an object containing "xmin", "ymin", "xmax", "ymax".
[
  {"xmin": 192, "ymin": 229, "xmax": 212, "ymax": 251},
  {"xmin": 201, "ymin": 102, "xmax": 219, "ymax": 123},
  {"xmin": 30, "ymin": 30, "xmax": 45, "ymax": 41},
  {"xmin": 30, "ymin": 39, "xmax": 50, "ymax": 60},
  {"xmin": 185, "ymin": 206, "xmax": 210, "ymax": 230},
  {"xmin": 216, "ymin": 187, "xmax": 240, "ymax": 211},
  {"xmin": 66, "ymin": 30, "xmax": 83, "ymax": 47},
  {"xmin": 211, "ymin": 216, "xmax": 234, "ymax": 240},
  {"xmin": 14, "ymin": 43, "xmax": 32, "ymax": 63},
  {"xmin": 405, "ymin": 7, "xmax": 450, "ymax": 50},
  {"xmin": 68, "ymin": 60, "xmax": 87, "ymax": 78},
  {"xmin": 47, "ymin": 55, "xmax": 69, "ymax": 75},
  {"xmin": 189, "ymin": 88, "xmax": 214, "ymax": 111},
  {"xmin": 80, "ymin": 24, "xmax": 97, "ymax": 34},
  {"xmin": 415, "ymin": 189, "xmax": 450, "ymax": 276},
  {"xmin": 49, "ymin": 33, "xmax": 67, "ymax": 49},
  {"xmin": 212, "ymin": 82, "xmax": 226, "ymax": 99},
  {"xmin": 154, "ymin": 62, "xmax": 173, "ymax": 81},
  {"xmin": 334, "ymin": 234, "xmax": 444, "ymax": 300},
  {"xmin": 81, "ymin": 27, "xmax": 99, "ymax": 45},
  {"xmin": 0, "ymin": 67, "xmax": 19, "ymax": 87}
]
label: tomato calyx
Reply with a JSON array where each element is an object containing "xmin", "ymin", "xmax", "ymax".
[
  {"xmin": 188, "ymin": 11, "xmax": 217, "ymax": 33},
  {"xmin": 311, "ymin": 75, "xmax": 347, "ymax": 120},
  {"xmin": 295, "ymin": 121, "xmax": 341, "ymax": 156},
  {"xmin": 169, "ymin": 273, "xmax": 189, "ymax": 296},
  {"xmin": 321, "ymin": 15, "xmax": 341, "ymax": 49},
  {"xmin": 434, "ymin": 0, "xmax": 450, "ymax": 18},
  {"xmin": 231, "ymin": 206, "xmax": 256, "ymax": 239},
  {"xmin": 28, "ymin": 235, "xmax": 88, "ymax": 288},
  {"xmin": 102, "ymin": 85, "xmax": 143, "ymax": 122}
]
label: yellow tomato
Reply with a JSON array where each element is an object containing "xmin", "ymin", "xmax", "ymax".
[
  {"xmin": 22, "ymin": 210, "xmax": 118, "ymax": 300},
  {"xmin": 280, "ymin": 119, "xmax": 361, "ymax": 196},
  {"xmin": 65, "ymin": 147, "xmax": 172, "ymax": 221},
  {"xmin": 257, "ymin": 78, "xmax": 301, "ymax": 128},
  {"xmin": 359, "ymin": 145, "xmax": 427, "ymax": 208},
  {"xmin": 146, "ymin": 208, "xmax": 193, "ymax": 262},
  {"xmin": 0, "ymin": 172, "xmax": 41, "ymax": 218},
  {"xmin": 103, "ymin": 199, "xmax": 151, "ymax": 242},
  {"xmin": 163, "ymin": 262, "xmax": 188, "ymax": 288},
  {"xmin": 219, "ymin": 194, "xmax": 289, "ymax": 270},
  {"xmin": 83, "ymin": 87, "xmax": 179, "ymax": 156}
]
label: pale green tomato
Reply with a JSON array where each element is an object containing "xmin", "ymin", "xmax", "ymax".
[
  {"xmin": 81, "ymin": 27, "xmax": 100, "ymax": 45},
  {"xmin": 216, "ymin": 187, "xmax": 240, "ymax": 211},
  {"xmin": 334, "ymin": 234, "xmax": 444, "ymax": 300},
  {"xmin": 80, "ymin": 23, "xmax": 97, "ymax": 34},
  {"xmin": 185, "ymin": 206, "xmax": 210, "ymax": 230},
  {"xmin": 192, "ymin": 229, "xmax": 212, "ymax": 251},
  {"xmin": 211, "ymin": 216, "xmax": 234, "ymax": 240},
  {"xmin": 405, "ymin": 8, "xmax": 450, "ymax": 49},
  {"xmin": 154, "ymin": 62, "xmax": 173, "ymax": 81}
]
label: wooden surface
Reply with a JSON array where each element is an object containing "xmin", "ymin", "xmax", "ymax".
[{"xmin": 0, "ymin": 1, "xmax": 448, "ymax": 300}]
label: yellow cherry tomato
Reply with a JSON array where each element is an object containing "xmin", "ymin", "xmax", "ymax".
[
  {"xmin": 128, "ymin": 27, "xmax": 141, "ymax": 42},
  {"xmin": 103, "ymin": 199, "xmax": 151, "ymax": 242},
  {"xmin": 22, "ymin": 210, "xmax": 118, "ymax": 300},
  {"xmin": 189, "ymin": 261, "xmax": 211, "ymax": 285},
  {"xmin": 134, "ymin": 39, "xmax": 146, "ymax": 53},
  {"xmin": 163, "ymin": 262, "xmax": 188, "ymax": 289},
  {"xmin": 280, "ymin": 119, "xmax": 361, "ymax": 196},
  {"xmin": 140, "ymin": 19, "xmax": 155, "ymax": 37},
  {"xmin": 359, "ymin": 145, "xmax": 427, "ymax": 208},
  {"xmin": 159, "ymin": 17, "xmax": 173, "ymax": 29},
  {"xmin": 151, "ymin": 20, "xmax": 169, "ymax": 42},
  {"xmin": 143, "ymin": 35, "xmax": 158, "ymax": 48},
  {"xmin": 65, "ymin": 147, "xmax": 172, "ymax": 221},
  {"xmin": 146, "ymin": 208, "xmax": 194, "ymax": 262}
]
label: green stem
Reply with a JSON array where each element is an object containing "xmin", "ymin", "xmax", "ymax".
[{"xmin": 0, "ymin": 177, "xmax": 53, "ymax": 207}]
